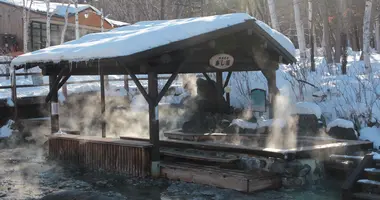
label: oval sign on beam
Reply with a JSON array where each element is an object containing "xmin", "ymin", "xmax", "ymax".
[{"xmin": 209, "ymin": 54, "xmax": 234, "ymax": 70}]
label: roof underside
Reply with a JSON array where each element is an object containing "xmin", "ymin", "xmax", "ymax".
[{"xmin": 13, "ymin": 14, "xmax": 297, "ymax": 76}]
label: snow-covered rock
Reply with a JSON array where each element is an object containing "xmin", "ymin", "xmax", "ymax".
[
  {"xmin": 292, "ymin": 102, "xmax": 322, "ymax": 119},
  {"xmin": 326, "ymin": 119, "xmax": 355, "ymax": 132},
  {"xmin": 359, "ymin": 127, "xmax": 380, "ymax": 149}
]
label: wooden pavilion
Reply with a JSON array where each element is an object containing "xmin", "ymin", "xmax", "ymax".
[{"xmin": 11, "ymin": 13, "xmax": 298, "ymax": 179}]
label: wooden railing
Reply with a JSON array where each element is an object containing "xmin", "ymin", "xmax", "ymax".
[{"xmin": 341, "ymin": 154, "xmax": 374, "ymax": 200}]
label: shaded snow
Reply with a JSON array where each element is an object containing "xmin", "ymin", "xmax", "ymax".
[
  {"xmin": 358, "ymin": 179, "xmax": 380, "ymax": 185},
  {"xmin": 0, "ymin": 120, "xmax": 14, "ymax": 138},
  {"xmin": 359, "ymin": 127, "xmax": 380, "ymax": 149},
  {"xmin": 12, "ymin": 13, "xmax": 295, "ymax": 66},
  {"xmin": 326, "ymin": 118, "xmax": 355, "ymax": 132}
]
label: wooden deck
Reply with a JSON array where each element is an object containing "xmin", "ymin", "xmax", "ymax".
[{"xmin": 163, "ymin": 131, "xmax": 374, "ymax": 160}]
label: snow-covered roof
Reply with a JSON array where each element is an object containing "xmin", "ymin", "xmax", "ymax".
[
  {"xmin": 11, "ymin": 13, "xmax": 296, "ymax": 67},
  {"xmin": 0, "ymin": 0, "xmax": 98, "ymax": 17},
  {"xmin": 105, "ymin": 18, "xmax": 130, "ymax": 27}
]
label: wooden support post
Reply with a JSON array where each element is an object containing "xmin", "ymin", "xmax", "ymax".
[
  {"xmin": 224, "ymin": 72, "xmax": 232, "ymax": 106},
  {"xmin": 216, "ymin": 71, "xmax": 224, "ymax": 109},
  {"xmin": 124, "ymin": 75, "xmax": 129, "ymax": 93},
  {"xmin": 11, "ymin": 67, "xmax": 18, "ymax": 121},
  {"xmin": 148, "ymin": 71, "xmax": 160, "ymax": 178},
  {"xmin": 100, "ymin": 66, "xmax": 106, "ymax": 138},
  {"xmin": 49, "ymin": 75, "xmax": 59, "ymax": 134},
  {"xmin": 263, "ymin": 70, "xmax": 278, "ymax": 119}
]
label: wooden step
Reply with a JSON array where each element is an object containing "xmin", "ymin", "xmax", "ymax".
[
  {"xmin": 160, "ymin": 161, "xmax": 281, "ymax": 193},
  {"xmin": 358, "ymin": 179, "xmax": 380, "ymax": 186},
  {"xmin": 365, "ymin": 168, "xmax": 380, "ymax": 174},
  {"xmin": 352, "ymin": 192, "xmax": 380, "ymax": 200},
  {"xmin": 330, "ymin": 154, "xmax": 364, "ymax": 161},
  {"xmin": 160, "ymin": 149, "xmax": 239, "ymax": 164}
]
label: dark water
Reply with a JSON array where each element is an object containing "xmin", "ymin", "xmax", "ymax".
[{"xmin": 73, "ymin": 172, "xmax": 341, "ymax": 200}]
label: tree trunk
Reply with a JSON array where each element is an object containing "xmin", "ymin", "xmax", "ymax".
[
  {"xmin": 160, "ymin": 0, "xmax": 165, "ymax": 20},
  {"xmin": 309, "ymin": 0, "xmax": 315, "ymax": 71},
  {"xmin": 60, "ymin": 0, "xmax": 70, "ymax": 44},
  {"xmin": 376, "ymin": 14, "xmax": 380, "ymax": 53},
  {"xmin": 46, "ymin": 0, "xmax": 51, "ymax": 47},
  {"xmin": 267, "ymin": 0, "xmax": 279, "ymax": 30},
  {"xmin": 363, "ymin": 0, "xmax": 373, "ymax": 73},
  {"xmin": 23, "ymin": 0, "xmax": 28, "ymax": 53},
  {"xmin": 320, "ymin": 0, "xmax": 333, "ymax": 63},
  {"xmin": 75, "ymin": 0, "xmax": 79, "ymax": 39},
  {"xmin": 341, "ymin": 0, "xmax": 349, "ymax": 74},
  {"xmin": 293, "ymin": 0, "xmax": 306, "ymax": 60},
  {"xmin": 334, "ymin": 0, "xmax": 342, "ymax": 63},
  {"xmin": 101, "ymin": 8, "xmax": 104, "ymax": 32},
  {"xmin": 342, "ymin": 33, "xmax": 348, "ymax": 74}
]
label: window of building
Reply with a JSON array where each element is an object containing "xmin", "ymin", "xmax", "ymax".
[
  {"xmin": 30, "ymin": 21, "xmax": 60, "ymax": 51},
  {"xmin": 30, "ymin": 21, "xmax": 100, "ymax": 51}
]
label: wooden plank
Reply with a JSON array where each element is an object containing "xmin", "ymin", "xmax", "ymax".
[
  {"xmin": 352, "ymin": 192, "xmax": 380, "ymax": 200},
  {"xmin": 160, "ymin": 149, "xmax": 239, "ymax": 164},
  {"xmin": 161, "ymin": 162, "xmax": 280, "ymax": 193},
  {"xmin": 342, "ymin": 154, "xmax": 374, "ymax": 199}
]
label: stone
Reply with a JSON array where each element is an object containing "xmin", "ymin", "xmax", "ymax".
[{"xmin": 327, "ymin": 127, "xmax": 358, "ymax": 140}]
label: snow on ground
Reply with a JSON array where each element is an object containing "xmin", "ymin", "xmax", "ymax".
[
  {"xmin": 11, "ymin": 13, "xmax": 295, "ymax": 66},
  {"xmin": 326, "ymin": 119, "xmax": 355, "ymax": 132},
  {"xmin": 360, "ymin": 126, "xmax": 380, "ymax": 149},
  {"xmin": 0, "ymin": 120, "xmax": 14, "ymax": 138}
]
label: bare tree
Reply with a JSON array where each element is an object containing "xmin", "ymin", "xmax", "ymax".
[
  {"xmin": 22, "ymin": 0, "xmax": 33, "ymax": 53},
  {"xmin": 293, "ymin": 0, "xmax": 306, "ymax": 60},
  {"xmin": 334, "ymin": 0, "xmax": 343, "ymax": 63},
  {"xmin": 363, "ymin": 0, "xmax": 373, "ymax": 73},
  {"xmin": 309, "ymin": 0, "xmax": 315, "ymax": 71},
  {"xmin": 375, "ymin": 1, "xmax": 380, "ymax": 53},
  {"xmin": 74, "ymin": 0, "xmax": 79, "ymax": 39},
  {"xmin": 100, "ymin": 8, "xmax": 104, "ymax": 32},
  {"xmin": 267, "ymin": 0, "xmax": 279, "ymax": 30},
  {"xmin": 45, "ymin": 0, "xmax": 57, "ymax": 47},
  {"xmin": 319, "ymin": 0, "xmax": 333, "ymax": 63},
  {"xmin": 341, "ymin": 0, "xmax": 349, "ymax": 74},
  {"xmin": 60, "ymin": 0, "xmax": 71, "ymax": 44}
]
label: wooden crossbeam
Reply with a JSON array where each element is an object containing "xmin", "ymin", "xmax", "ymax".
[
  {"xmin": 45, "ymin": 66, "xmax": 68, "ymax": 103},
  {"xmin": 156, "ymin": 62, "xmax": 185, "ymax": 104},
  {"xmin": 224, "ymin": 71, "xmax": 232, "ymax": 89},
  {"xmin": 116, "ymin": 60, "xmax": 152, "ymax": 105}
]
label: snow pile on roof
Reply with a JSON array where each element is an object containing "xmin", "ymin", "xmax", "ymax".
[
  {"xmin": 0, "ymin": 0, "xmax": 98, "ymax": 17},
  {"xmin": 255, "ymin": 20, "xmax": 296, "ymax": 57},
  {"xmin": 292, "ymin": 102, "xmax": 322, "ymax": 118},
  {"xmin": 105, "ymin": 18, "xmax": 130, "ymax": 27},
  {"xmin": 11, "ymin": 13, "xmax": 295, "ymax": 67},
  {"xmin": 326, "ymin": 118, "xmax": 355, "ymax": 132},
  {"xmin": 359, "ymin": 127, "xmax": 380, "ymax": 149},
  {"xmin": 0, "ymin": 120, "xmax": 14, "ymax": 138}
]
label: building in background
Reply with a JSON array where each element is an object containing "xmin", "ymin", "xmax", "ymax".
[{"xmin": 0, "ymin": 0, "xmax": 129, "ymax": 55}]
